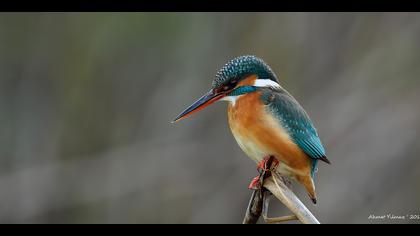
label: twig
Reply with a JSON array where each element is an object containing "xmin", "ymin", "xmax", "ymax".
[
  {"xmin": 242, "ymin": 188, "xmax": 264, "ymax": 224},
  {"xmin": 243, "ymin": 156, "xmax": 274, "ymax": 224},
  {"xmin": 243, "ymin": 156, "xmax": 320, "ymax": 224},
  {"xmin": 263, "ymin": 172, "xmax": 320, "ymax": 224},
  {"xmin": 264, "ymin": 215, "xmax": 299, "ymax": 223},
  {"xmin": 262, "ymin": 191, "xmax": 298, "ymax": 223}
]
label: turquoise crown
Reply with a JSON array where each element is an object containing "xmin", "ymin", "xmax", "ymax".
[{"xmin": 212, "ymin": 55, "xmax": 279, "ymax": 88}]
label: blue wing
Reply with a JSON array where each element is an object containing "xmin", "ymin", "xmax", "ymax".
[{"xmin": 261, "ymin": 88, "xmax": 329, "ymax": 168}]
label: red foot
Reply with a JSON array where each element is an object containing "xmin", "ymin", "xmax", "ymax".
[
  {"xmin": 248, "ymin": 176, "xmax": 261, "ymax": 190},
  {"xmin": 257, "ymin": 156, "xmax": 279, "ymax": 173},
  {"xmin": 248, "ymin": 156, "xmax": 280, "ymax": 190}
]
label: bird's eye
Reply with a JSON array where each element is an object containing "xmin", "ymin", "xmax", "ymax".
[{"xmin": 221, "ymin": 79, "xmax": 238, "ymax": 92}]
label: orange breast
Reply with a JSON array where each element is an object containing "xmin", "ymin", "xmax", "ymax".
[{"xmin": 227, "ymin": 91, "xmax": 312, "ymax": 177}]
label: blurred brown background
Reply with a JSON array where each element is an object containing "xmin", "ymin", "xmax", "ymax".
[{"xmin": 0, "ymin": 12, "xmax": 420, "ymax": 224}]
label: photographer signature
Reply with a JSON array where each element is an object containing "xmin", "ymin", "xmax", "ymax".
[{"xmin": 368, "ymin": 214, "xmax": 419, "ymax": 220}]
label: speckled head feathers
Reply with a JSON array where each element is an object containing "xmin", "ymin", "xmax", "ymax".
[{"xmin": 212, "ymin": 55, "xmax": 278, "ymax": 89}]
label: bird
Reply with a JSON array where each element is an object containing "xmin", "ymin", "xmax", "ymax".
[{"xmin": 172, "ymin": 55, "xmax": 330, "ymax": 204}]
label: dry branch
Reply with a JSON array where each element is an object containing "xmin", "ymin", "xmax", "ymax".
[
  {"xmin": 243, "ymin": 155, "xmax": 320, "ymax": 224},
  {"xmin": 242, "ymin": 189, "xmax": 264, "ymax": 224},
  {"xmin": 262, "ymin": 172, "xmax": 320, "ymax": 224}
]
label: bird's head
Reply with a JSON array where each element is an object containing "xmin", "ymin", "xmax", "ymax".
[{"xmin": 172, "ymin": 55, "xmax": 280, "ymax": 123}]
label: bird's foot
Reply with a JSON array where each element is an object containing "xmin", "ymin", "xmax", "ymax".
[
  {"xmin": 257, "ymin": 156, "xmax": 279, "ymax": 173},
  {"xmin": 248, "ymin": 176, "xmax": 262, "ymax": 190},
  {"xmin": 248, "ymin": 156, "xmax": 279, "ymax": 190}
]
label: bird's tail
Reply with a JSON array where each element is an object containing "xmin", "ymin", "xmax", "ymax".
[{"xmin": 297, "ymin": 175, "xmax": 317, "ymax": 204}]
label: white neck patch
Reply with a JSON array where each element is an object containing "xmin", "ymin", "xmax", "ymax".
[
  {"xmin": 220, "ymin": 95, "xmax": 240, "ymax": 106},
  {"xmin": 253, "ymin": 79, "xmax": 282, "ymax": 88}
]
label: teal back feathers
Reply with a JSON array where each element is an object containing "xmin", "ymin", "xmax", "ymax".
[{"xmin": 261, "ymin": 88, "xmax": 328, "ymax": 177}]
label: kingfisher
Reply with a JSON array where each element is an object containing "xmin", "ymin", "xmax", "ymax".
[{"xmin": 172, "ymin": 55, "xmax": 330, "ymax": 204}]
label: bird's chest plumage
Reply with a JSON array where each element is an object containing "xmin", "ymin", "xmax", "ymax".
[{"xmin": 227, "ymin": 92, "xmax": 311, "ymax": 177}]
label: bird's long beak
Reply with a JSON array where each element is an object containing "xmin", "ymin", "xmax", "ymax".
[{"xmin": 172, "ymin": 89, "xmax": 226, "ymax": 123}]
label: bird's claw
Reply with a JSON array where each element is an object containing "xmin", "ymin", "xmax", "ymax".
[
  {"xmin": 257, "ymin": 156, "xmax": 279, "ymax": 173},
  {"xmin": 248, "ymin": 156, "xmax": 279, "ymax": 190},
  {"xmin": 248, "ymin": 176, "xmax": 262, "ymax": 190}
]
